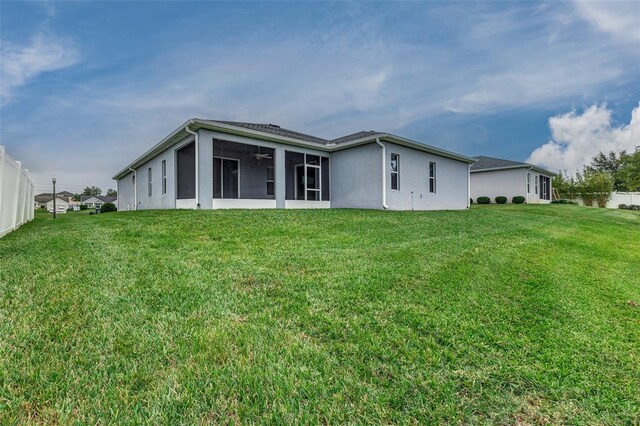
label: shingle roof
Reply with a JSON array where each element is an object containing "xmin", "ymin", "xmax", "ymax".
[
  {"xmin": 205, "ymin": 120, "xmax": 329, "ymax": 145},
  {"xmin": 35, "ymin": 193, "xmax": 72, "ymax": 203},
  {"xmin": 80, "ymin": 195, "xmax": 117, "ymax": 202},
  {"xmin": 470, "ymin": 156, "xmax": 529, "ymax": 171},
  {"xmin": 330, "ymin": 131, "xmax": 386, "ymax": 145}
]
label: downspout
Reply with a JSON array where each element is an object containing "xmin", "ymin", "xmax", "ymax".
[
  {"xmin": 467, "ymin": 163, "xmax": 471, "ymax": 208},
  {"xmin": 128, "ymin": 167, "xmax": 137, "ymax": 210},
  {"xmin": 375, "ymin": 138, "xmax": 389, "ymax": 209},
  {"xmin": 184, "ymin": 121, "xmax": 199, "ymax": 208},
  {"xmin": 526, "ymin": 166, "xmax": 532, "ymax": 204}
]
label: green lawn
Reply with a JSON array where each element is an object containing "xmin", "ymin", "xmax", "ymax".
[{"xmin": 1, "ymin": 205, "xmax": 639, "ymax": 424}]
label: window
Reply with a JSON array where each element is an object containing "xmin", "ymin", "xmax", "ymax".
[
  {"xmin": 390, "ymin": 154, "xmax": 399, "ymax": 190},
  {"xmin": 148, "ymin": 167, "xmax": 152, "ymax": 197},
  {"xmin": 527, "ymin": 172, "xmax": 530, "ymax": 193},
  {"xmin": 161, "ymin": 160, "xmax": 167, "ymax": 194},
  {"xmin": 535, "ymin": 175, "xmax": 538, "ymax": 195},
  {"xmin": 429, "ymin": 161, "xmax": 436, "ymax": 193},
  {"xmin": 266, "ymin": 166, "xmax": 274, "ymax": 196}
]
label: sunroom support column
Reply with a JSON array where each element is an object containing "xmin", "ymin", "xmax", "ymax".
[
  {"xmin": 275, "ymin": 147, "xmax": 285, "ymax": 209},
  {"xmin": 197, "ymin": 130, "xmax": 214, "ymax": 209}
]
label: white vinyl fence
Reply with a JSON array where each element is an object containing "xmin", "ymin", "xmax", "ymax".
[
  {"xmin": 0, "ymin": 146, "xmax": 35, "ymax": 238},
  {"xmin": 563, "ymin": 192, "xmax": 640, "ymax": 208}
]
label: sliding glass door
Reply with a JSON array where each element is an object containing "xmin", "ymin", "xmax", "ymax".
[{"xmin": 213, "ymin": 157, "xmax": 239, "ymax": 199}]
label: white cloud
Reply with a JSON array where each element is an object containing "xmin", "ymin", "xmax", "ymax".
[
  {"xmin": 1, "ymin": 32, "xmax": 79, "ymax": 105},
  {"xmin": 527, "ymin": 103, "xmax": 640, "ymax": 172},
  {"xmin": 574, "ymin": 1, "xmax": 640, "ymax": 42}
]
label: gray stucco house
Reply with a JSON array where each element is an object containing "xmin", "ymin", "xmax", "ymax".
[
  {"xmin": 470, "ymin": 156, "xmax": 556, "ymax": 203},
  {"xmin": 112, "ymin": 119, "xmax": 476, "ymax": 211}
]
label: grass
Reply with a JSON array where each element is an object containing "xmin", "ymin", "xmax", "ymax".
[{"xmin": 1, "ymin": 205, "xmax": 639, "ymax": 424}]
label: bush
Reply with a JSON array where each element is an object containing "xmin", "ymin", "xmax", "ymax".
[
  {"xmin": 512, "ymin": 196, "xmax": 525, "ymax": 204},
  {"xmin": 470, "ymin": 198, "xmax": 473, "ymax": 204},
  {"xmin": 619, "ymin": 204, "xmax": 640, "ymax": 211},
  {"xmin": 477, "ymin": 196, "xmax": 490, "ymax": 204},
  {"xmin": 551, "ymin": 199, "xmax": 578, "ymax": 205},
  {"xmin": 495, "ymin": 196, "xmax": 507, "ymax": 204},
  {"xmin": 79, "ymin": 204, "xmax": 88, "ymax": 211},
  {"xmin": 100, "ymin": 202, "xmax": 117, "ymax": 213}
]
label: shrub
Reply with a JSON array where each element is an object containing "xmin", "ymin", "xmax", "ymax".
[
  {"xmin": 477, "ymin": 196, "xmax": 490, "ymax": 204},
  {"xmin": 470, "ymin": 198, "xmax": 473, "ymax": 204},
  {"xmin": 100, "ymin": 202, "xmax": 117, "ymax": 213},
  {"xmin": 89, "ymin": 212, "xmax": 95, "ymax": 215},
  {"xmin": 512, "ymin": 196, "xmax": 525, "ymax": 204},
  {"xmin": 551, "ymin": 199, "xmax": 578, "ymax": 205},
  {"xmin": 619, "ymin": 204, "xmax": 640, "ymax": 211},
  {"xmin": 79, "ymin": 204, "xmax": 88, "ymax": 211},
  {"xmin": 495, "ymin": 196, "xmax": 507, "ymax": 204}
]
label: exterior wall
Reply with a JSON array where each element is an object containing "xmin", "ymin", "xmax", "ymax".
[
  {"xmin": 117, "ymin": 134, "xmax": 194, "ymax": 211},
  {"xmin": 118, "ymin": 171, "xmax": 136, "ymax": 211},
  {"xmin": 470, "ymin": 168, "xmax": 526, "ymax": 202},
  {"xmin": 384, "ymin": 142, "xmax": 469, "ymax": 210},
  {"xmin": 470, "ymin": 168, "xmax": 554, "ymax": 203},
  {"xmin": 330, "ymin": 143, "xmax": 383, "ymax": 209}
]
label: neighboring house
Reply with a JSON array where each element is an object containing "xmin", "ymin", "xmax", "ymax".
[
  {"xmin": 470, "ymin": 156, "xmax": 556, "ymax": 203},
  {"xmin": 45, "ymin": 197, "xmax": 69, "ymax": 212},
  {"xmin": 34, "ymin": 191, "xmax": 75, "ymax": 209},
  {"xmin": 112, "ymin": 119, "xmax": 476, "ymax": 211},
  {"xmin": 81, "ymin": 195, "xmax": 117, "ymax": 209}
]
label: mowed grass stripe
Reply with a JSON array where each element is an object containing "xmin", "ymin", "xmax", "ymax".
[{"xmin": 0, "ymin": 205, "xmax": 638, "ymax": 424}]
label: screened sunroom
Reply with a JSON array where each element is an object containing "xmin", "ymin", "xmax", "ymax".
[{"xmin": 212, "ymin": 140, "xmax": 276, "ymax": 208}]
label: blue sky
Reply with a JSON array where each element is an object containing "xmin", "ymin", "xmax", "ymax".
[{"xmin": 1, "ymin": 1, "xmax": 639, "ymax": 194}]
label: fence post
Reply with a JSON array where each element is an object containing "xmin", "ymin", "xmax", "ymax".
[{"xmin": 12, "ymin": 161, "xmax": 22, "ymax": 232}]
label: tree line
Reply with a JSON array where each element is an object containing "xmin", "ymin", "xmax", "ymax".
[
  {"xmin": 70, "ymin": 186, "xmax": 117, "ymax": 201},
  {"xmin": 553, "ymin": 147, "xmax": 640, "ymax": 207}
]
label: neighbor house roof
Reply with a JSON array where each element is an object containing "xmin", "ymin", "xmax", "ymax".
[
  {"xmin": 471, "ymin": 156, "xmax": 556, "ymax": 176},
  {"xmin": 81, "ymin": 195, "xmax": 117, "ymax": 203},
  {"xmin": 35, "ymin": 193, "xmax": 72, "ymax": 203},
  {"xmin": 113, "ymin": 118, "xmax": 477, "ymax": 179}
]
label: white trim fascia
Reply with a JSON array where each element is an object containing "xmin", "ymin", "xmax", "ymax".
[{"xmin": 471, "ymin": 164, "xmax": 557, "ymax": 176}]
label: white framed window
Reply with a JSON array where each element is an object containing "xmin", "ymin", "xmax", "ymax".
[
  {"xmin": 527, "ymin": 172, "xmax": 530, "ymax": 193},
  {"xmin": 148, "ymin": 167, "xmax": 152, "ymax": 197},
  {"xmin": 429, "ymin": 161, "xmax": 436, "ymax": 193},
  {"xmin": 266, "ymin": 166, "xmax": 274, "ymax": 196},
  {"xmin": 535, "ymin": 175, "xmax": 538, "ymax": 195},
  {"xmin": 390, "ymin": 154, "xmax": 399, "ymax": 190},
  {"xmin": 161, "ymin": 160, "xmax": 167, "ymax": 194}
]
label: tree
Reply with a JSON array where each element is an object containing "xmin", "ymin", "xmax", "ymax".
[
  {"xmin": 587, "ymin": 151, "xmax": 627, "ymax": 191},
  {"xmin": 553, "ymin": 171, "xmax": 578, "ymax": 199},
  {"xmin": 82, "ymin": 186, "xmax": 102, "ymax": 196},
  {"xmin": 72, "ymin": 193, "xmax": 81, "ymax": 202},
  {"xmin": 106, "ymin": 188, "xmax": 117, "ymax": 197},
  {"xmin": 618, "ymin": 148, "xmax": 640, "ymax": 191}
]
